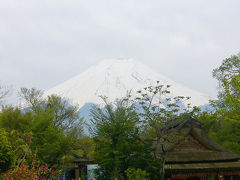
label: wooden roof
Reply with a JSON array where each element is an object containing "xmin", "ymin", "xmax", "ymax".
[
  {"xmin": 73, "ymin": 155, "xmax": 94, "ymax": 164},
  {"xmin": 165, "ymin": 161, "xmax": 240, "ymax": 179},
  {"xmin": 165, "ymin": 161, "xmax": 240, "ymax": 173},
  {"xmin": 73, "ymin": 157, "xmax": 94, "ymax": 164}
]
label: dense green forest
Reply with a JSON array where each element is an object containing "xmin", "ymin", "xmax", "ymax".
[{"xmin": 0, "ymin": 53, "xmax": 240, "ymax": 179}]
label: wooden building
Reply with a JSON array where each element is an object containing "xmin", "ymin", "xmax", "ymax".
[
  {"xmin": 162, "ymin": 117, "xmax": 240, "ymax": 180},
  {"xmin": 73, "ymin": 156, "xmax": 95, "ymax": 179}
]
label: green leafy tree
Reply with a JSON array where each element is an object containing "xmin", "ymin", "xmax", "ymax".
[
  {"xmin": 126, "ymin": 168, "xmax": 148, "ymax": 180},
  {"xmin": 212, "ymin": 53, "xmax": 240, "ymax": 109},
  {"xmin": 0, "ymin": 87, "xmax": 84, "ymax": 171},
  {"xmin": 0, "ymin": 107, "xmax": 76, "ymax": 169},
  {"xmin": 135, "ymin": 82, "xmax": 192, "ymax": 179},
  {"xmin": 46, "ymin": 94, "xmax": 83, "ymax": 131},
  {"xmin": 90, "ymin": 83, "xmax": 192, "ymax": 180},
  {"xmin": 19, "ymin": 88, "xmax": 44, "ymax": 113},
  {"xmin": 30, "ymin": 111, "xmax": 73, "ymax": 169},
  {"xmin": 0, "ymin": 129, "xmax": 14, "ymax": 173},
  {"xmin": 90, "ymin": 96, "xmax": 144, "ymax": 180},
  {"xmin": 0, "ymin": 107, "xmax": 32, "ymax": 133},
  {"xmin": 19, "ymin": 88, "xmax": 83, "ymax": 132},
  {"xmin": 1, "ymin": 131, "xmax": 59, "ymax": 180},
  {"xmin": 205, "ymin": 53, "xmax": 240, "ymax": 155},
  {"xmin": 76, "ymin": 137, "xmax": 95, "ymax": 159}
]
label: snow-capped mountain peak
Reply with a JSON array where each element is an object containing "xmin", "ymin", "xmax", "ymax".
[{"xmin": 45, "ymin": 59, "xmax": 210, "ymax": 108}]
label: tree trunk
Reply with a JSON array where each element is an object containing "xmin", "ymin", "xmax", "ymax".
[
  {"xmin": 114, "ymin": 166, "xmax": 118, "ymax": 180},
  {"xmin": 160, "ymin": 145, "xmax": 166, "ymax": 180},
  {"xmin": 160, "ymin": 157, "xmax": 166, "ymax": 180}
]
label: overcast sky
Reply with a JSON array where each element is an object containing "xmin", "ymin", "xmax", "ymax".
[{"xmin": 0, "ymin": 0, "xmax": 240, "ymax": 101}]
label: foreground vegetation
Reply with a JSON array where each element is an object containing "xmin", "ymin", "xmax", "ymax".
[{"xmin": 0, "ymin": 53, "xmax": 240, "ymax": 179}]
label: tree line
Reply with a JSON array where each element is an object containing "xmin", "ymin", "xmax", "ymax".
[{"xmin": 0, "ymin": 53, "xmax": 240, "ymax": 179}]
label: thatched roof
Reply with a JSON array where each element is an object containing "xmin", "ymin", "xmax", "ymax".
[
  {"xmin": 160, "ymin": 116, "xmax": 240, "ymax": 176},
  {"xmin": 166, "ymin": 151, "xmax": 239, "ymax": 163},
  {"xmin": 160, "ymin": 116, "xmax": 240, "ymax": 177},
  {"xmin": 156, "ymin": 116, "xmax": 239, "ymax": 163}
]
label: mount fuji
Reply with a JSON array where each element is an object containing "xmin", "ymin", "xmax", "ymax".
[{"xmin": 45, "ymin": 59, "xmax": 210, "ymax": 115}]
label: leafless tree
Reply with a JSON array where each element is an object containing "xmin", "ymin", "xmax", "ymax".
[{"xmin": 0, "ymin": 84, "xmax": 11, "ymax": 105}]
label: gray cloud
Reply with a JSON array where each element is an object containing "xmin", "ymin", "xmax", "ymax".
[{"xmin": 0, "ymin": 0, "xmax": 240, "ymax": 101}]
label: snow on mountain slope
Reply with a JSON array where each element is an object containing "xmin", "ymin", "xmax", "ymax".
[{"xmin": 45, "ymin": 59, "xmax": 210, "ymax": 108}]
